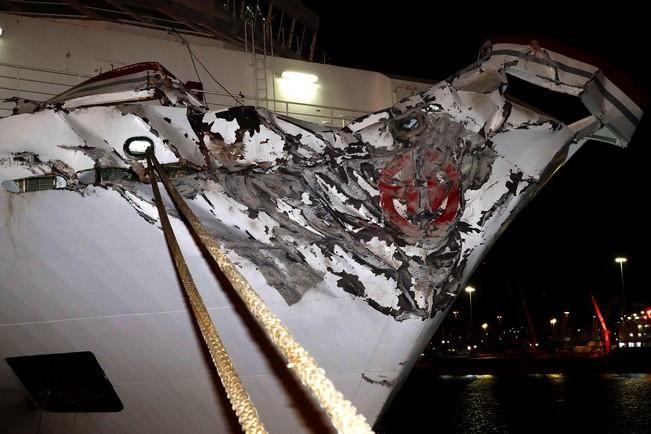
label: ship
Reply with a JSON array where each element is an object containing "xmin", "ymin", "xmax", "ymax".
[{"xmin": 0, "ymin": 4, "xmax": 644, "ymax": 433}]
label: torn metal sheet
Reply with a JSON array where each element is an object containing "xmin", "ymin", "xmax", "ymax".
[
  {"xmin": 44, "ymin": 62, "xmax": 206, "ymax": 110},
  {"xmin": 0, "ymin": 42, "xmax": 643, "ymax": 321}
]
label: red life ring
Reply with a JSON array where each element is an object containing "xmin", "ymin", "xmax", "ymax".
[{"xmin": 378, "ymin": 148, "xmax": 460, "ymax": 235}]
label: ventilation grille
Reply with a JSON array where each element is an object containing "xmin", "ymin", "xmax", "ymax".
[{"xmin": 1, "ymin": 175, "xmax": 67, "ymax": 193}]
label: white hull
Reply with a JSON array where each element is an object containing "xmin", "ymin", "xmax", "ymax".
[
  {"xmin": 0, "ymin": 187, "xmax": 430, "ymax": 433},
  {"xmin": 0, "ymin": 19, "xmax": 642, "ymax": 432}
]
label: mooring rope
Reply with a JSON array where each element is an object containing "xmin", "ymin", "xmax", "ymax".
[
  {"xmin": 148, "ymin": 151, "xmax": 374, "ymax": 434},
  {"xmin": 146, "ymin": 153, "xmax": 267, "ymax": 434}
]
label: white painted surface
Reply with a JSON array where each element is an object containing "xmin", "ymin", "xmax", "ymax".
[
  {"xmin": 0, "ymin": 186, "xmax": 432, "ymax": 434},
  {"xmin": 0, "ymin": 19, "xmax": 644, "ymax": 434},
  {"xmin": 0, "ymin": 13, "xmax": 429, "ymax": 120}
]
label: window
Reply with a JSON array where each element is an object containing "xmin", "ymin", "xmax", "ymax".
[{"xmin": 6, "ymin": 351, "xmax": 123, "ymax": 412}]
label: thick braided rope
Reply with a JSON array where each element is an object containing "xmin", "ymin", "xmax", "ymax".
[
  {"xmin": 147, "ymin": 155, "xmax": 267, "ymax": 434},
  {"xmin": 151, "ymin": 154, "xmax": 374, "ymax": 434}
]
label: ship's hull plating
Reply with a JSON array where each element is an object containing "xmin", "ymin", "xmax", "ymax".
[{"xmin": 0, "ymin": 41, "xmax": 642, "ymax": 433}]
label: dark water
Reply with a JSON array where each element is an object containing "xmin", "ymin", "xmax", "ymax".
[{"xmin": 376, "ymin": 370, "xmax": 651, "ymax": 433}]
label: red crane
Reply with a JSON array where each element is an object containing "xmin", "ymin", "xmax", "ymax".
[{"xmin": 591, "ymin": 294, "xmax": 611, "ymax": 355}]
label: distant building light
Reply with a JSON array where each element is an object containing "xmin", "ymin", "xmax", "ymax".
[{"xmin": 281, "ymin": 71, "xmax": 318, "ymax": 83}]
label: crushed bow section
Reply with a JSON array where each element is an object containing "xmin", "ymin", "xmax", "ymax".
[{"xmin": 2, "ymin": 42, "xmax": 639, "ymax": 321}]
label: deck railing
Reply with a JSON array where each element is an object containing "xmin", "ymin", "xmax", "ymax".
[{"xmin": 0, "ymin": 62, "xmax": 367, "ymax": 126}]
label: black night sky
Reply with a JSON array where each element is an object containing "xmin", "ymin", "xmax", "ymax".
[{"xmin": 304, "ymin": 1, "xmax": 650, "ymax": 331}]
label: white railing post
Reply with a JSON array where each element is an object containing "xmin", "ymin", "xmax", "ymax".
[{"xmin": 15, "ymin": 67, "xmax": 20, "ymax": 97}]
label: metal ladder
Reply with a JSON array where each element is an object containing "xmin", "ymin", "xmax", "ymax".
[{"xmin": 244, "ymin": 14, "xmax": 272, "ymax": 110}]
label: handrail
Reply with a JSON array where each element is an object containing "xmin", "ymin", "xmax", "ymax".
[
  {"xmin": 0, "ymin": 62, "xmax": 369, "ymax": 125},
  {"xmin": 197, "ymin": 88, "xmax": 370, "ymax": 116},
  {"xmin": 198, "ymin": 90, "xmax": 367, "ymax": 126},
  {"xmin": 0, "ymin": 62, "xmax": 92, "ymax": 79},
  {"xmin": 0, "ymin": 73, "xmax": 73, "ymax": 88},
  {"xmin": 0, "ymin": 85, "xmax": 55, "ymax": 96}
]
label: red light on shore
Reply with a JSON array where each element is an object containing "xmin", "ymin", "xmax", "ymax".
[
  {"xmin": 646, "ymin": 308, "xmax": 651, "ymax": 320},
  {"xmin": 591, "ymin": 295, "xmax": 610, "ymax": 354}
]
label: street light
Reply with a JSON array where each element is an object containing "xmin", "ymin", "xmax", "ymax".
[
  {"xmin": 615, "ymin": 257, "xmax": 627, "ymax": 316},
  {"xmin": 550, "ymin": 318, "xmax": 557, "ymax": 326},
  {"xmin": 465, "ymin": 286, "xmax": 476, "ymax": 335},
  {"xmin": 482, "ymin": 323, "xmax": 488, "ymax": 332}
]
